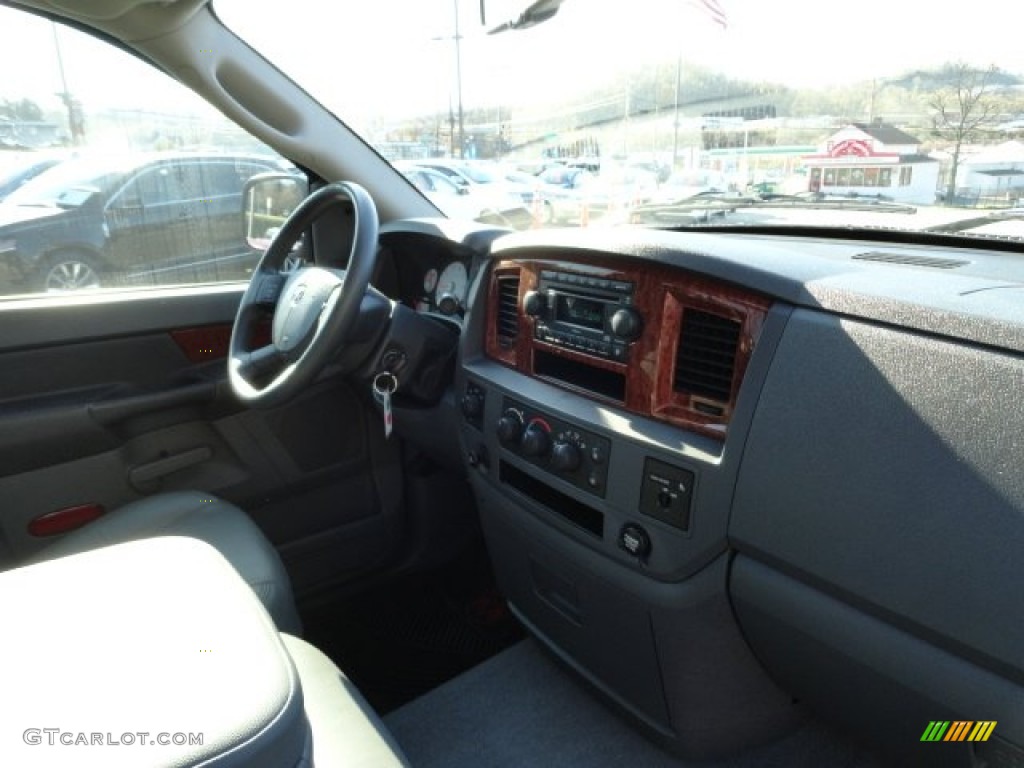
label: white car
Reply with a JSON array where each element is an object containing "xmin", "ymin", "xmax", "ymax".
[{"xmin": 400, "ymin": 163, "xmax": 532, "ymax": 228}]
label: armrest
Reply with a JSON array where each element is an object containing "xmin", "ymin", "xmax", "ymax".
[{"xmin": 0, "ymin": 537, "xmax": 308, "ymax": 768}]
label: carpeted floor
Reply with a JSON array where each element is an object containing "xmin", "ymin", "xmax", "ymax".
[
  {"xmin": 300, "ymin": 551, "xmax": 525, "ymax": 714},
  {"xmin": 385, "ymin": 639, "xmax": 887, "ymax": 768}
]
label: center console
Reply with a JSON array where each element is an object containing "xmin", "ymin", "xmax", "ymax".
[{"xmin": 458, "ymin": 242, "xmax": 802, "ymax": 758}]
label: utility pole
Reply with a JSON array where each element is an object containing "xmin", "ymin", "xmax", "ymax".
[
  {"xmin": 52, "ymin": 22, "xmax": 79, "ymax": 146},
  {"xmin": 454, "ymin": 0, "xmax": 465, "ymax": 158},
  {"xmin": 434, "ymin": 2, "xmax": 466, "ymax": 159},
  {"xmin": 672, "ymin": 54, "xmax": 682, "ymax": 170}
]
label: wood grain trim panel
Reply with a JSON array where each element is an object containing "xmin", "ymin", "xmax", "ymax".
[
  {"xmin": 484, "ymin": 264, "xmax": 531, "ymax": 367},
  {"xmin": 483, "ymin": 255, "xmax": 771, "ymax": 440}
]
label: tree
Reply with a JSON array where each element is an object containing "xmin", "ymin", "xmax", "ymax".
[
  {"xmin": 0, "ymin": 98, "xmax": 45, "ymax": 122},
  {"xmin": 929, "ymin": 63, "xmax": 1002, "ymax": 203}
]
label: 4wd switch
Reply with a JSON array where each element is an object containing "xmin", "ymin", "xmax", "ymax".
[{"xmin": 639, "ymin": 457, "xmax": 695, "ymax": 531}]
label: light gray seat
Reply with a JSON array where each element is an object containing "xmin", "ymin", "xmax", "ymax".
[
  {"xmin": 28, "ymin": 490, "xmax": 301, "ymax": 635},
  {"xmin": 283, "ymin": 634, "xmax": 410, "ymax": 767},
  {"xmin": 1, "ymin": 537, "xmax": 407, "ymax": 768}
]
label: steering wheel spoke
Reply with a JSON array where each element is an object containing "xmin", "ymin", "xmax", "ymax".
[
  {"xmin": 237, "ymin": 344, "xmax": 284, "ymax": 379},
  {"xmin": 252, "ymin": 272, "xmax": 287, "ymax": 306}
]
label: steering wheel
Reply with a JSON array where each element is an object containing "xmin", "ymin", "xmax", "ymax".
[{"xmin": 228, "ymin": 181, "xmax": 379, "ymax": 408}]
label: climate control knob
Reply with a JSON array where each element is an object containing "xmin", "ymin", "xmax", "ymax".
[
  {"xmin": 496, "ymin": 410, "xmax": 524, "ymax": 444},
  {"xmin": 610, "ymin": 307, "xmax": 643, "ymax": 341},
  {"xmin": 520, "ymin": 421, "xmax": 552, "ymax": 458},
  {"xmin": 549, "ymin": 440, "xmax": 582, "ymax": 472}
]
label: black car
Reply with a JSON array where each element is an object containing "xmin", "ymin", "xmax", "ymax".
[
  {"xmin": 0, "ymin": 152, "xmax": 66, "ymax": 202},
  {"xmin": 0, "ymin": 151, "xmax": 288, "ymax": 292}
]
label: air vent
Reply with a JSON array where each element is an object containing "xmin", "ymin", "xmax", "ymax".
[
  {"xmin": 495, "ymin": 271, "xmax": 521, "ymax": 348},
  {"xmin": 674, "ymin": 310, "xmax": 741, "ymax": 403},
  {"xmin": 853, "ymin": 251, "xmax": 968, "ymax": 269}
]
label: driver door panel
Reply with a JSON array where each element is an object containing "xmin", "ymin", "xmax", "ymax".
[{"xmin": 0, "ymin": 289, "xmax": 400, "ymax": 595}]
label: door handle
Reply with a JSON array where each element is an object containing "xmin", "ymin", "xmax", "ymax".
[{"xmin": 128, "ymin": 445, "xmax": 212, "ymax": 489}]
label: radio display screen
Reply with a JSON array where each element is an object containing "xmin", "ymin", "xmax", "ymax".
[{"xmin": 555, "ymin": 294, "xmax": 604, "ymax": 330}]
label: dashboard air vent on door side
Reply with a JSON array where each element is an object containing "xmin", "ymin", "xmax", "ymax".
[
  {"xmin": 673, "ymin": 309, "xmax": 741, "ymax": 403},
  {"xmin": 496, "ymin": 271, "xmax": 521, "ymax": 348}
]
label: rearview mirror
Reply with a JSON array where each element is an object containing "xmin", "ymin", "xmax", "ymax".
[
  {"xmin": 242, "ymin": 173, "xmax": 308, "ymax": 250},
  {"xmin": 484, "ymin": 0, "xmax": 564, "ymax": 33}
]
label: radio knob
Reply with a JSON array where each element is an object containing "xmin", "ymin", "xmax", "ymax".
[
  {"xmin": 522, "ymin": 290, "xmax": 547, "ymax": 317},
  {"xmin": 610, "ymin": 307, "xmax": 643, "ymax": 341},
  {"xmin": 520, "ymin": 422, "xmax": 551, "ymax": 458},
  {"xmin": 550, "ymin": 440, "xmax": 582, "ymax": 473},
  {"xmin": 496, "ymin": 410, "xmax": 524, "ymax": 444}
]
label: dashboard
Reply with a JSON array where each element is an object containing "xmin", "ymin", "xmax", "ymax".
[
  {"xmin": 376, "ymin": 236, "xmax": 473, "ymax": 321},
  {"xmin": 379, "ymin": 221, "xmax": 1024, "ymax": 767}
]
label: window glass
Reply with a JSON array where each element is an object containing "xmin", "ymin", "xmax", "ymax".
[
  {"xmin": 431, "ymin": 173, "xmax": 463, "ymax": 195},
  {"xmin": 0, "ymin": 5, "xmax": 293, "ymax": 296}
]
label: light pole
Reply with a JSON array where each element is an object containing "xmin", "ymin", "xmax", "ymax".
[
  {"xmin": 432, "ymin": 0, "xmax": 466, "ymax": 158},
  {"xmin": 51, "ymin": 22, "xmax": 79, "ymax": 146},
  {"xmin": 672, "ymin": 54, "xmax": 682, "ymax": 170},
  {"xmin": 453, "ymin": 0, "xmax": 465, "ymax": 158}
]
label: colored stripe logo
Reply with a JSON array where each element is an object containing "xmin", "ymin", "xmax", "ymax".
[{"xmin": 920, "ymin": 721, "xmax": 997, "ymax": 742}]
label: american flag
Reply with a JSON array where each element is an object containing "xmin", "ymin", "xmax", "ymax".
[{"xmin": 689, "ymin": 0, "xmax": 728, "ymax": 28}]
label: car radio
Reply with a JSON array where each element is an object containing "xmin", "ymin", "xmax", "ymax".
[{"xmin": 523, "ymin": 270, "xmax": 642, "ymax": 361}]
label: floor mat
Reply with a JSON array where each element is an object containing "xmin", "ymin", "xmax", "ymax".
[
  {"xmin": 386, "ymin": 639, "xmax": 887, "ymax": 768},
  {"xmin": 300, "ymin": 551, "xmax": 525, "ymax": 714}
]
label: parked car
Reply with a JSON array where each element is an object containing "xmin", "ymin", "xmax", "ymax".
[
  {"xmin": 534, "ymin": 165, "xmax": 600, "ymax": 222},
  {"xmin": 0, "ymin": 151, "xmax": 67, "ymax": 202},
  {"xmin": 536, "ymin": 165, "xmax": 653, "ymax": 224},
  {"xmin": 400, "ymin": 163, "xmax": 532, "ymax": 229},
  {"xmin": 0, "ymin": 151, "xmax": 288, "ymax": 292},
  {"xmin": 504, "ymin": 168, "xmax": 556, "ymax": 224}
]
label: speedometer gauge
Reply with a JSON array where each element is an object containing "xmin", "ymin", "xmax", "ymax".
[{"xmin": 436, "ymin": 262, "xmax": 468, "ymax": 315}]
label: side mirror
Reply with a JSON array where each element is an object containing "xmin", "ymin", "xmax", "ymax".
[
  {"xmin": 242, "ymin": 172, "xmax": 308, "ymax": 250},
  {"xmin": 57, "ymin": 186, "xmax": 103, "ymax": 211}
]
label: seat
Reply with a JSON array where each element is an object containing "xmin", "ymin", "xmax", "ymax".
[
  {"xmin": 1, "ymin": 537, "xmax": 407, "ymax": 768},
  {"xmin": 283, "ymin": 633, "xmax": 410, "ymax": 767},
  {"xmin": 27, "ymin": 490, "xmax": 301, "ymax": 635}
]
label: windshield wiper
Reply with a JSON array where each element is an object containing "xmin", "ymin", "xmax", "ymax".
[
  {"xmin": 922, "ymin": 210, "xmax": 1024, "ymax": 234},
  {"xmin": 630, "ymin": 194, "xmax": 918, "ymax": 224},
  {"xmin": 733, "ymin": 195, "xmax": 917, "ymax": 214}
]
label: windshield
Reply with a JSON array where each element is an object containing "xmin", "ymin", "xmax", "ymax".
[{"xmin": 216, "ymin": 0, "xmax": 1024, "ymax": 241}]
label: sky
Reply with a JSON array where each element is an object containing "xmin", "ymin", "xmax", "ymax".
[
  {"xmin": 1, "ymin": 0, "xmax": 1022, "ymax": 126},
  {"xmin": 214, "ymin": 0, "xmax": 1024, "ymax": 128}
]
